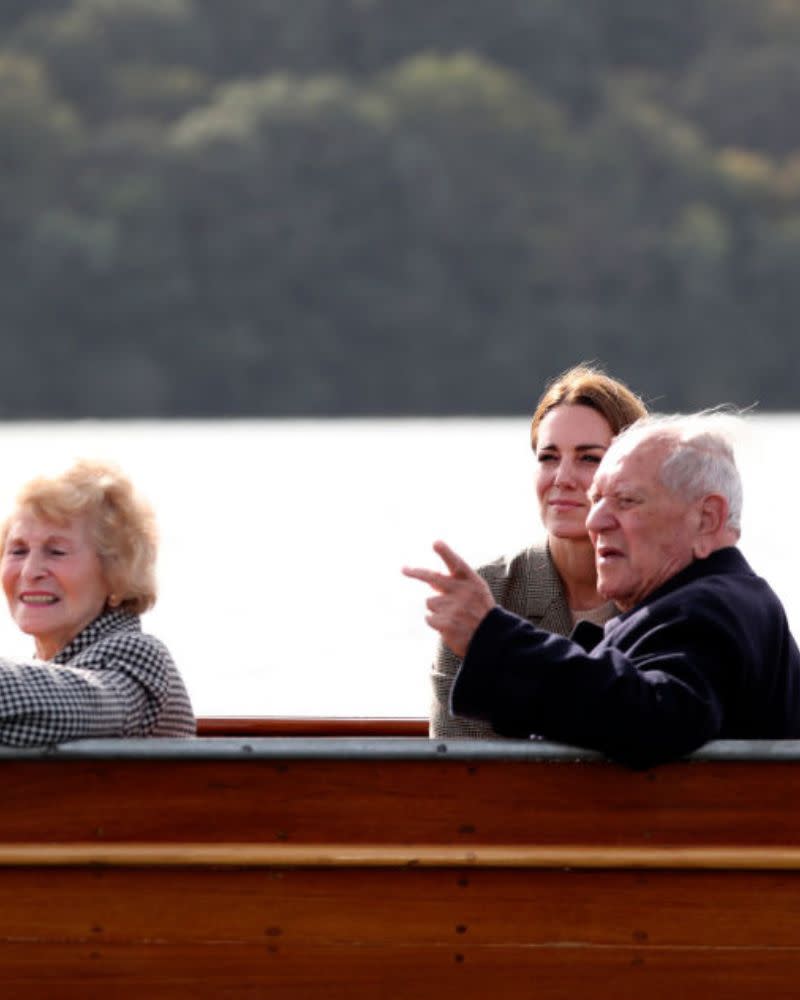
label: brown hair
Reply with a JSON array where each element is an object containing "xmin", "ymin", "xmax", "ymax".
[
  {"xmin": 0, "ymin": 459, "xmax": 158, "ymax": 615},
  {"xmin": 530, "ymin": 363, "xmax": 648, "ymax": 451}
]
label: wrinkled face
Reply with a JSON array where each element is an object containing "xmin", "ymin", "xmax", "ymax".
[
  {"xmin": 1, "ymin": 510, "xmax": 109, "ymax": 659},
  {"xmin": 535, "ymin": 404, "xmax": 614, "ymax": 541},
  {"xmin": 586, "ymin": 437, "xmax": 700, "ymax": 612}
]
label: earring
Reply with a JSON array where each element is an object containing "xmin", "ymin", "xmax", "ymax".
[{"xmin": 108, "ymin": 594, "xmax": 120, "ymax": 608}]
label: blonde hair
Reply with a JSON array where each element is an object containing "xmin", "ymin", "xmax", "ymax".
[
  {"xmin": 0, "ymin": 460, "xmax": 158, "ymax": 614},
  {"xmin": 530, "ymin": 363, "xmax": 648, "ymax": 451}
]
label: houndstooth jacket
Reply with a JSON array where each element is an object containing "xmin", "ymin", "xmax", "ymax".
[
  {"xmin": 0, "ymin": 608, "xmax": 195, "ymax": 746},
  {"xmin": 429, "ymin": 544, "xmax": 615, "ymax": 739}
]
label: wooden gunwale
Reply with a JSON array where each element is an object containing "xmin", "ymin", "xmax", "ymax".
[{"xmin": 195, "ymin": 716, "xmax": 428, "ymax": 737}]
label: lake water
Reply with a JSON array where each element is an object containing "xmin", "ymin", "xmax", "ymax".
[{"xmin": 0, "ymin": 415, "xmax": 794, "ymax": 718}]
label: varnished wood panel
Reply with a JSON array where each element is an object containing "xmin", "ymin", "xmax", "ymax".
[
  {"xmin": 0, "ymin": 756, "xmax": 798, "ymax": 848},
  {"xmin": 1, "ymin": 749, "xmax": 799, "ymax": 995},
  {"xmin": 0, "ymin": 868, "xmax": 798, "ymax": 999},
  {"xmin": 0, "ymin": 867, "xmax": 798, "ymax": 947},
  {"xmin": 4, "ymin": 945, "xmax": 800, "ymax": 1000}
]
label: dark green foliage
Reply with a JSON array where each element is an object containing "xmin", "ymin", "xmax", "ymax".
[{"xmin": 1, "ymin": 0, "xmax": 800, "ymax": 417}]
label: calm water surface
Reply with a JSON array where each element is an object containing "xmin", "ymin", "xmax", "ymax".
[{"xmin": 0, "ymin": 416, "xmax": 793, "ymax": 717}]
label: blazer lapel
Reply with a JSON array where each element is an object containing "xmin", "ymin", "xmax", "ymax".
[{"xmin": 515, "ymin": 545, "xmax": 573, "ymax": 635}]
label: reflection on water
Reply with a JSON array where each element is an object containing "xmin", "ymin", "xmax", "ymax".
[{"xmin": 0, "ymin": 415, "xmax": 793, "ymax": 717}]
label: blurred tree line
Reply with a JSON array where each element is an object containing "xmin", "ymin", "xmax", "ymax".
[{"xmin": 2, "ymin": 0, "xmax": 800, "ymax": 416}]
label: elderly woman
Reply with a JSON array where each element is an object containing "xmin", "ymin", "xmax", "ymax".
[
  {"xmin": 0, "ymin": 459, "xmax": 195, "ymax": 745},
  {"xmin": 429, "ymin": 364, "xmax": 647, "ymax": 738}
]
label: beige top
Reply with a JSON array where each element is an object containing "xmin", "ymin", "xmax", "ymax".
[
  {"xmin": 429, "ymin": 543, "xmax": 616, "ymax": 739},
  {"xmin": 570, "ymin": 603, "xmax": 613, "ymax": 628}
]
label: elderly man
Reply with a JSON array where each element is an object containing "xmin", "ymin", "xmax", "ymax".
[{"xmin": 404, "ymin": 414, "xmax": 800, "ymax": 767}]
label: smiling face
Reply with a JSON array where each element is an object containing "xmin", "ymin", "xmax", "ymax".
[
  {"xmin": 1, "ymin": 510, "xmax": 110, "ymax": 659},
  {"xmin": 534, "ymin": 404, "xmax": 614, "ymax": 541},
  {"xmin": 586, "ymin": 436, "xmax": 700, "ymax": 612}
]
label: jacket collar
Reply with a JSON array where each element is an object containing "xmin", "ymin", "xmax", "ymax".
[
  {"xmin": 608, "ymin": 546, "xmax": 750, "ymax": 630},
  {"xmin": 52, "ymin": 608, "xmax": 140, "ymax": 663}
]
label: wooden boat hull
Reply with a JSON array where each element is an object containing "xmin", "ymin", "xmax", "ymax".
[{"xmin": 1, "ymin": 735, "xmax": 799, "ymax": 997}]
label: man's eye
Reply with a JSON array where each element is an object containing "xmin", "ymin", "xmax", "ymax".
[{"xmin": 537, "ymin": 454, "xmax": 558, "ymax": 463}]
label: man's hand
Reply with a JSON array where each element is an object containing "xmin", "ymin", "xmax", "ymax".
[{"xmin": 403, "ymin": 541, "xmax": 496, "ymax": 657}]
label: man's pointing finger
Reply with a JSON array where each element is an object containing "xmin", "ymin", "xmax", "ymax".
[{"xmin": 432, "ymin": 540, "xmax": 474, "ymax": 578}]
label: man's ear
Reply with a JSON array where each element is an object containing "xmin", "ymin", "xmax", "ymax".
[{"xmin": 692, "ymin": 494, "xmax": 728, "ymax": 559}]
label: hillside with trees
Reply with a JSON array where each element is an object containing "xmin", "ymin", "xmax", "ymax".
[{"xmin": 2, "ymin": 0, "xmax": 800, "ymax": 416}]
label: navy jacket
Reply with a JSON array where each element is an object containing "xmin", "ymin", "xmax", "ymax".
[{"xmin": 451, "ymin": 547, "xmax": 800, "ymax": 767}]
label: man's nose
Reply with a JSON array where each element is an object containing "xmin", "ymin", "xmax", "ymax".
[{"xmin": 586, "ymin": 498, "xmax": 614, "ymax": 532}]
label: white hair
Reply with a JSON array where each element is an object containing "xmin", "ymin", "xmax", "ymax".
[{"xmin": 610, "ymin": 411, "xmax": 744, "ymax": 533}]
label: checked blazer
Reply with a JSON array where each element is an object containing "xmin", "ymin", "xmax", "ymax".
[
  {"xmin": 429, "ymin": 543, "xmax": 615, "ymax": 739},
  {"xmin": 0, "ymin": 608, "xmax": 195, "ymax": 746}
]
